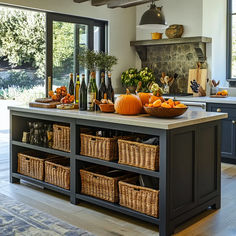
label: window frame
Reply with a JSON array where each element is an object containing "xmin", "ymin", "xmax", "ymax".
[
  {"xmin": 45, "ymin": 12, "xmax": 108, "ymax": 95},
  {"xmin": 227, "ymin": 0, "xmax": 235, "ymax": 81}
]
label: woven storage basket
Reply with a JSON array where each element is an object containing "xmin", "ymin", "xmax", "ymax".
[
  {"xmin": 45, "ymin": 157, "xmax": 70, "ymax": 190},
  {"xmin": 80, "ymin": 133, "xmax": 119, "ymax": 161},
  {"xmin": 52, "ymin": 124, "xmax": 70, "ymax": 152},
  {"xmin": 80, "ymin": 166, "xmax": 133, "ymax": 202},
  {"xmin": 17, "ymin": 151, "xmax": 55, "ymax": 180},
  {"xmin": 118, "ymin": 139, "xmax": 159, "ymax": 171},
  {"xmin": 119, "ymin": 177, "xmax": 159, "ymax": 218}
]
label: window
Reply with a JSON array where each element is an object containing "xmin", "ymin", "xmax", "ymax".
[
  {"xmin": 46, "ymin": 12, "xmax": 107, "ymax": 93},
  {"xmin": 227, "ymin": 0, "xmax": 236, "ymax": 81}
]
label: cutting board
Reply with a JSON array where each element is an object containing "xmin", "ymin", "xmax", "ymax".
[
  {"xmin": 29, "ymin": 101, "xmax": 60, "ymax": 108},
  {"xmin": 187, "ymin": 68, "xmax": 207, "ymax": 94}
]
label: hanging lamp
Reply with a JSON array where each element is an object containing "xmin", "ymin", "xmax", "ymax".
[{"xmin": 137, "ymin": 0, "xmax": 167, "ymax": 30}]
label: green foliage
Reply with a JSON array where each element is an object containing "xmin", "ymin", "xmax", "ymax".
[
  {"xmin": 121, "ymin": 68, "xmax": 140, "ymax": 87},
  {"xmin": 0, "ymin": 8, "xmax": 46, "ymax": 78},
  {"xmin": 0, "ymin": 70, "xmax": 44, "ymax": 89},
  {"xmin": 121, "ymin": 67, "xmax": 156, "ymax": 91},
  {"xmin": 78, "ymin": 49, "xmax": 100, "ymax": 72},
  {"xmin": 97, "ymin": 52, "xmax": 118, "ymax": 72}
]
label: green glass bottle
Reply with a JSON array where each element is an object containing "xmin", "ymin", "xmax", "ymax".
[
  {"xmin": 87, "ymin": 72, "xmax": 97, "ymax": 111},
  {"xmin": 107, "ymin": 72, "xmax": 114, "ymax": 102},
  {"xmin": 69, "ymin": 73, "xmax": 74, "ymax": 95},
  {"xmin": 98, "ymin": 72, "xmax": 107, "ymax": 100},
  {"xmin": 79, "ymin": 74, "xmax": 87, "ymax": 111},
  {"xmin": 75, "ymin": 73, "xmax": 80, "ymax": 104}
]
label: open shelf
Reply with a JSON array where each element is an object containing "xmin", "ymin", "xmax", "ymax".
[
  {"xmin": 12, "ymin": 173, "xmax": 70, "ymax": 196},
  {"xmin": 77, "ymin": 194, "xmax": 160, "ymax": 225},
  {"xmin": 130, "ymin": 36, "xmax": 212, "ymax": 47},
  {"xmin": 12, "ymin": 141, "xmax": 71, "ymax": 158},
  {"xmin": 76, "ymin": 155, "xmax": 160, "ymax": 178}
]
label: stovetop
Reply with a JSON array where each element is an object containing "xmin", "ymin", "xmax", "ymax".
[{"xmin": 163, "ymin": 93, "xmax": 193, "ymax": 97}]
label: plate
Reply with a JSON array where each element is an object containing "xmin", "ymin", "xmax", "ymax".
[{"xmin": 144, "ymin": 106, "xmax": 188, "ymax": 118}]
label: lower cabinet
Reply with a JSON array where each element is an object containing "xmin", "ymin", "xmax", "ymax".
[{"xmin": 207, "ymin": 103, "xmax": 236, "ymax": 162}]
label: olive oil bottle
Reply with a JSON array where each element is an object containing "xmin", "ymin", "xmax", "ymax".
[
  {"xmin": 79, "ymin": 74, "xmax": 87, "ymax": 111},
  {"xmin": 87, "ymin": 72, "xmax": 97, "ymax": 111},
  {"xmin": 75, "ymin": 73, "xmax": 80, "ymax": 104}
]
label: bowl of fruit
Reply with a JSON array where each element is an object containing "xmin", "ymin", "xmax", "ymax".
[
  {"xmin": 48, "ymin": 86, "xmax": 75, "ymax": 109},
  {"xmin": 94, "ymin": 99, "xmax": 115, "ymax": 113},
  {"xmin": 144, "ymin": 98, "xmax": 188, "ymax": 118}
]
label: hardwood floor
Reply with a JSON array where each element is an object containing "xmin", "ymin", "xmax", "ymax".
[{"xmin": 1, "ymin": 127, "xmax": 236, "ymax": 235}]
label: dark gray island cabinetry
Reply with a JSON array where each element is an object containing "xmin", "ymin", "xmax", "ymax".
[
  {"xmin": 8, "ymin": 106, "xmax": 227, "ymax": 236},
  {"xmin": 207, "ymin": 103, "xmax": 236, "ymax": 162}
]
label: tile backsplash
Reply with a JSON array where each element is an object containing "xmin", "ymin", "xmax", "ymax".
[{"xmin": 140, "ymin": 42, "xmax": 207, "ymax": 93}]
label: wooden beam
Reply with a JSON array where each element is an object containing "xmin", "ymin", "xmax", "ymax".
[
  {"xmin": 107, "ymin": 0, "xmax": 151, "ymax": 8},
  {"xmin": 73, "ymin": 0, "xmax": 89, "ymax": 3},
  {"xmin": 91, "ymin": 0, "xmax": 110, "ymax": 6}
]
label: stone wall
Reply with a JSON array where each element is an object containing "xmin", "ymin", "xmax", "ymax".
[{"xmin": 141, "ymin": 42, "xmax": 206, "ymax": 93}]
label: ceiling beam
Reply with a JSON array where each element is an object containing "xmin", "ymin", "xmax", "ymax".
[
  {"xmin": 107, "ymin": 0, "xmax": 151, "ymax": 8},
  {"xmin": 91, "ymin": 0, "xmax": 110, "ymax": 6}
]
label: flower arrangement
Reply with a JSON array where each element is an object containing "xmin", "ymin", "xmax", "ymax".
[
  {"xmin": 121, "ymin": 68, "xmax": 140, "ymax": 88},
  {"xmin": 138, "ymin": 67, "xmax": 156, "ymax": 92},
  {"xmin": 121, "ymin": 67, "xmax": 156, "ymax": 92}
]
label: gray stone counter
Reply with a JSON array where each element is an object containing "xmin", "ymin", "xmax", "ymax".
[{"xmin": 8, "ymin": 105, "xmax": 227, "ymax": 130}]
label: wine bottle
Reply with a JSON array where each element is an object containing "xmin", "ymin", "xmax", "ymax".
[
  {"xmin": 87, "ymin": 72, "xmax": 97, "ymax": 111},
  {"xmin": 98, "ymin": 72, "xmax": 107, "ymax": 100},
  {"xmin": 107, "ymin": 72, "xmax": 114, "ymax": 102},
  {"xmin": 75, "ymin": 73, "xmax": 80, "ymax": 104},
  {"xmin": 69, "ymin": 73, "xmax": 74, "ymax": 95},
  {"xmin": 79, "ymin": 74, "xmax": 87, "ymax": 111}
]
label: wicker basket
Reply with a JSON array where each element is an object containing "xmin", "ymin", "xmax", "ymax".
[
  {"xmin": 17, "ymin": 151, "xmax": 55, "ymax": 180},
  {"xmin": 52, "ymin": 124, "xmax": 70, "ymax": 152},
  {"xmin": 80, "ymin": 166, "xmax": 133, "ymax": 202},
  {"xmin": 80, "ymin": 133, "xmax": 119, "ymax": 161},
  {"xmin": 119, "ymin": 177, "xmax": 159, "ymax": 218},
  {"xmin": 118, "ymin": 139, "xmax": 159, "ymax": 171},
  {"xmin": 45, "ymin": 157, "xmax": 70, "ymax": 190}
]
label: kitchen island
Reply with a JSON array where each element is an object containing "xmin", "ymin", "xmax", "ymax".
[{"xmin": 8, "ymin": 106, "xmax": 227, "ymax": 236}]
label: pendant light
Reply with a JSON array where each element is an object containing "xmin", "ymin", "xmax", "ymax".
[{"xmin": 137, "ymin": 0, "xmax": 167, "ymax": 30}]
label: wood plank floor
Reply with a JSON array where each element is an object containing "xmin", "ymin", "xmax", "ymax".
[{"xmin": 1, "ymin": 128, "xmax": 236, "ymax": 235}]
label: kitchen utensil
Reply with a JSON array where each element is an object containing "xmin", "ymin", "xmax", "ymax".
[
  {"xmin": 144, "ymin": 106, "xmax": 188, "ymax": 118},
  {"xmin": 212, "ymin": 79, "xmax": 220, "ymax": 87},
  {"xmin": 187, "ymin": 63, "xmax": 207, "ymax": 94}
]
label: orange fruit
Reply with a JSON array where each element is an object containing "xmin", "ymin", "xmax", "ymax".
[
  {"xmin": 148, "ymin": 104, "xmax": 154, "ymax": 107},
  {"xmin": 175, "ymin": 103, "xmax": 187, "ymax": 108},
  {"xmin": 153, "ymin": 99, "xmax": 162, "ymax": 107},
  {"xmin": 161, "ymin": 102, "xmax": 171, "ymax": 108},
  {"xmin": 174, "ymin": 101, "xmax": 180, "ymax": 105}
]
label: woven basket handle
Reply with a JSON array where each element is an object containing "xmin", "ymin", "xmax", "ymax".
[
  {"xmin": 25, "ymin": 157, "xmax": 30, "ymax": 161},
  {"xmin": 133, "ymin": 188, "xmax": 141, "ymax": 192},
  {"xmin": 90, "ymin": 138, "xmax": 96, "ymax": 142},
  {"xmin": 92, "ymin": 175, "xmax": 98, "ymax": 179}
]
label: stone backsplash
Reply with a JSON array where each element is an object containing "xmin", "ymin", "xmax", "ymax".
[{"xmin": 140, "ymin": 42, "xmax": 207, "ymax": 93}]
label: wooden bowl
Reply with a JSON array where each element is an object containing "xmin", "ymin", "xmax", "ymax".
[
  {"xmin": 144, "ymin": 106, "xmax": 188, "ymax": 118},
  {"xmin": 99, "ymin": 104, "xmax": 115, "ymax": 113}
]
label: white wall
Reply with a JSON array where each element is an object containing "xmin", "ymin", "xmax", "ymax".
[
  {"xmin": 0, "ymin": 0, "xmax": 137, "ymax": 93},
  {"xmin": 136, "ymin": 0, "xmax": 203, "ymax": 40},
  {"xmin": 202, "ymin": 0, "xmax": 227, "ymax": 86}
]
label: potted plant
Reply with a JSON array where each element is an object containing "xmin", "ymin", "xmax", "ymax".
[
  {"xmin": 138, "ymin": 67, "xmax": 156, "ymax": 92},
  {"xmin": 78, "ymin": 49, "xmax": 100, "ymax": 73},
  {"xmin": 121, "ymin": 68, "xmax": 140, "ymax": 93}
]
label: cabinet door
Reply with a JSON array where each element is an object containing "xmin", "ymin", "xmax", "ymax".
[{"xmin": 207, "ymin": 103, "xmax": 236, "ymax": 159}]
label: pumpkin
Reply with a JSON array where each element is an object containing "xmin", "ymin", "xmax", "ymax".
[
  {"xmin": 115, "ymin": 89, "xmax": 142, "ymax": 115},
  {"xmin": 138, "ymin": 92, "xmax": 152, "ymax": 113},
  {"xmin": 149, "ymin": 95, "xmax": 165, "ymax": 104}
]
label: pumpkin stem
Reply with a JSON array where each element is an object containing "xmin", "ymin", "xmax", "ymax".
[{"xmin": 126, "ymin": 88, "xmax": 131, "ymax": 95}]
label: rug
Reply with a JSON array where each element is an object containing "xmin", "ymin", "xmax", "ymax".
[{"xmin": 0, "ymin": 193, "xmax": 94, "ymax": 236}]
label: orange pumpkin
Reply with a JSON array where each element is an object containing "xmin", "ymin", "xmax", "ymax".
[
  {"xmin": 115, "ymin": 89, "xmax": 142, "ymax": 115},
  {"xmin": 138, "ymin": 92, "xmax": 152, "ymax": 113},
  {"xmin": 149, "ymin": 95, "xmax": 165, "ymax": 104}
]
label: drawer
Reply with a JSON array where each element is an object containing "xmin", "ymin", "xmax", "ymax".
[{"xmin": 207, "ymin": 103, "xmax": 236, "ymax": 119}]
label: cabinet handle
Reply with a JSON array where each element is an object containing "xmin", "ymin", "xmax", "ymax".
[
  {"xmin": 217, "ymin": 108, "xmax": 221, "ymax": 112},
  {"xmin": 232, "ymin": 120, "xmax": 236, "ymax": 124}
]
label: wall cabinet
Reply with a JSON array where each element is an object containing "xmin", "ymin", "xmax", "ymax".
[{"xmin": 207, "ymin": 103, "xmax": 236, "ymax": 162}]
